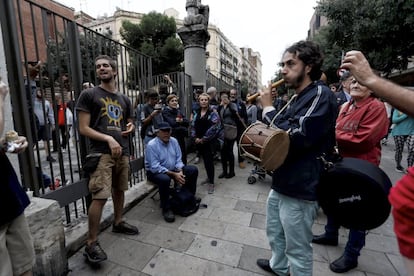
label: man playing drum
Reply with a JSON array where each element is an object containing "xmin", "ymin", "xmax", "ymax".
[{"xmin": 256, "ymin": 40, "xmax": 337, "ymax": 276}]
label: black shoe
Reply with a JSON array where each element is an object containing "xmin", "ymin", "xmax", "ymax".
[
  {"xmin": 84, "ymin": 241, "xmax": 107, "ymax": 263},
  {"xmin": 218, "ymin": 172, "xmax": 227, "ymax": 178},
  {"xmin": 312, "ymin": 233, "xmax": 338, "ymax": 246},
  {"xmin": 225, "ymin": 172, "xmax": 235, "ymax": 178},
  {"xmin": 112, "ymin": 221, "xmax": 139, "ymax": 235},
  {"xmin": 46, "ymin": 156, "xmax": 56, "ymax": 162},
  {"xmin": 329, "ymin": 254, "xmax": 358, "ymax": 273},
  {"xmin": 162, "ymin": 209, "xmax": 175, "ymax": 223},
  {"xmin": 256, "ymin": 259, "xmax": 276, "ymax": 274},
  {"xmin": 195, "ymin": 197, "xmax": 202, "ymax": 204}
]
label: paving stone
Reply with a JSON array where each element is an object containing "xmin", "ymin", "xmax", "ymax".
[
  {"xmin": 234, "ymin": 199, "xmax": 266, "ymax": 215},
  {"xmin": 203, "ymin": 261, "xmax": 263, "ymax": 276},
  {"xmin": 141, "ymin": 208, "xmax": 186, "ymax": 229},
  {"xmin": 250, "ymin": 213, "xmax": 266, "ymax": 229},
  {"xmin": 107, "ymin": 265, "xmax": 148, "ymax": 276},
  {"xmin": 142, "ymin": 248, "xmax": 208, "ymax": 276},
  {"xmin": 208, "ymin": 207, "xmax": 252, "ymax": 226},
  {"xmin": 357, "ymin": 250, "xmax": 401, "ymax": 275},
  {"xmin": 144, "ymin": 225, "xmax": 196, "ymax": 252},
  {"xmin": 238, "ymin": 245, "xmax": 272, "ymax": 275},
  {"xmin": 124, "ymin": 204, "xmax": 157, "ymax": 221},
  {"xmin": 200, "ymin": 195, "xmax": 238, "ymax": 209},
  {"xmin": 257, "ymin": 192, "xmax": 268, "ymax": 203},
  {"xmin": 365, "ymin": 232, "xmax": 400, "ymax": 255},
  {"xmin": 223, "ymin": 224, "xmax": 269, "ymax": 249},
  {"xmin": 67, "ymin": 251, "xmax": 116, "ymax": 275},
  {"xmin": 179, "ymin": 216, "xmax": 226, "ymax": 238},
  {"xmin": 386, "ymin": 253, "xmax": 407, "ymax": 276},
  {"xmin": 105, "ymin": 238, "xmax": 159, "ymax": 271},
  {"xmin": 186, "ymin": 234, "xmax": 243, "ymax": 266}
]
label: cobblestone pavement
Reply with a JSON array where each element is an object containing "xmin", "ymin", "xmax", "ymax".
[{"xmin": 68, "ymin": 138, "xmax": 408, "ymax": 275}]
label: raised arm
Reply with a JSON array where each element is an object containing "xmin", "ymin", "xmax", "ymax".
[{"xmin": 341, "ymin": 51, "xmax": 414, "ymax": 117}]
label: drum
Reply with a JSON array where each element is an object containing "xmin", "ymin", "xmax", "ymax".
[
  {"xmin": 239, "ymin": 122, "xmax": 289, "ymax": 171},
  {"xmin": 317, "ymin": 157, "xmax": 392, "ymax": 230}
]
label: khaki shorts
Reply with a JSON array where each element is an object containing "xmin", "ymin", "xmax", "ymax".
[
  {"xmin": 0, "ymin": 213, "xmax": 35, "ymax": 276},
  {"xmin": 88, "ymin": 154, "xmax": 130, "ymax": 199}
]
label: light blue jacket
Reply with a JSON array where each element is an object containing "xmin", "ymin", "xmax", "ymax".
[{"xmin": 391, "ymin": 109, "xmax": 414, "ymax": 136}]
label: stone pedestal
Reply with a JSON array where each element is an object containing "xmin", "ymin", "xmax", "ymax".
[
  {"xmin": 25, "ymin": 197, "xmax": 67, "ymax": 276},
  {"xmin": 178, "ymin": 5, "xmax": 210, "ymax": 92}
]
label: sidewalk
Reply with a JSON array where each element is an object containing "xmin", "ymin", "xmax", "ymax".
[{"xmin": 68, "ymin": 141, "xmax": 408, "ymax": 275}]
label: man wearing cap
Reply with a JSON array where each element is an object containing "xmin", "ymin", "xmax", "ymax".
[
  {"xmin": 334, "ymin": 71, "xmax": 352, "ymax": 108},
  {"xmin": 145, "ymin": 122, "xmax": 199, "ymax": 222}
]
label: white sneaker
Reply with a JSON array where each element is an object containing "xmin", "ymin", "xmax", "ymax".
[{"xmin": 194, "ymin": 157, "xmax": 200, "ymax": 164}]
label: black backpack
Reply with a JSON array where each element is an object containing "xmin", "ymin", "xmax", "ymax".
[{"xmin": 170, "ymin": 188, "xmax": 200, "ymax": 217}]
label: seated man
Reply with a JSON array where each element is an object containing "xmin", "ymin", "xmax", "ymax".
[{"xmin": 145, "ymin": 122, "xmax": 199, "ymax": 222}]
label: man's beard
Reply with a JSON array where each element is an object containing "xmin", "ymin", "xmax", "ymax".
[
  {"xmin": 99, "ymin": 76, "xmax": 113, "ymax": 83},
  {"xmin": 286, "ymin": 67, "xmax": 306, "ymax": 90}
]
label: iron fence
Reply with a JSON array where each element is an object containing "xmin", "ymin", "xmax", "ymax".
[{"xmin": 0, "ymin": 0, "xmax": 152, "ymax": 224}]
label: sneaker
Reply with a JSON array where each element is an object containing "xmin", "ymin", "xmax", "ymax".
[
  {"xmin": 162, "ymin": 209, "xmax": 175, "ymax": 223},
  {"xmin": 396, "ymin": 166, "xmax": 405, "ymax": 173},
  {"xmin": 46, "ymin": 156, "xmax": 56, "ymax": 162},
  {"xmin": 112, "ymin": 221, "xmax": 139, "ymax": 235},
  {"xmin": 84, "ymin": 241, "xmax": 107, "ymax": 263},
  {"xmin": 193, "ymin": 157, "xmax": 200, "ymax": 164},
  {"xmin": 208, "ymin": 184, "xmax": 215, "ymax": 194}
]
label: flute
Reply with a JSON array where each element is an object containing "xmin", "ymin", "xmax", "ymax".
[{"xmin": 246, "ymin": 79, "xmax": 285, "ymax": 102}]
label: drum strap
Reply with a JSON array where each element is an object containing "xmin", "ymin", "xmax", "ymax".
[{"xmin": 269, "ymin": 94, "xmax": 298, "ymax": 126}]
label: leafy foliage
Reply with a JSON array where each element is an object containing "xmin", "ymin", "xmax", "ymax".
[
  {"xmin": 120, "ymin": 12, "xmax": 184, "ymax": 75},
  {"xmin": 313, "ymin": 0, "xmax": 414, "ymax": 79}
]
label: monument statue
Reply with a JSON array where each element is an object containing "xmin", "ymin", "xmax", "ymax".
[
  {"xmin": 183, "ymin": 0, "xmax": 209, "ymax": 29},
  {"xmin": 177, "ymin": 0, "xmax": 210, "ymax": 92},
  {"xmin": 178, "ymin": 0, "xmax": 210, "ymax": 48}
]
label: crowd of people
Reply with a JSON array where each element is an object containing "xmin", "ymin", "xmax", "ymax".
[{"xmin": 2, "ymin": 40, "xmax": 414, "ymax": 275}]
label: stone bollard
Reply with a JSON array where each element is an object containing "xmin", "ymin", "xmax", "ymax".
[{"xmin": 25, "ymin": 196, "xmax": 67, "ymax": 276}]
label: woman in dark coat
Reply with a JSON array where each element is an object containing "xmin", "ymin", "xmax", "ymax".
[{"xmin": 162, "ymin": 94, "xmax": 189, "ymax": 164}]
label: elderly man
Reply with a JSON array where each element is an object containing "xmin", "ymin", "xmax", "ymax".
[{"xmin": 145, "ymin": 122, "xmax": 199, "ymax": 222}]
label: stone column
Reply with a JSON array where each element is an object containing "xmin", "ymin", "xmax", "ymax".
[
  {"xmin": 25, "ymin": 197, "xmax": 68, "ymax": 275},
  {"xmin": 177, "ymin": 0, "xmax": 210, "ymax": 92}
]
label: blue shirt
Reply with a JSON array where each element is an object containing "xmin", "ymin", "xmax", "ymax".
[{"xmin": 145, "ymin": 136, "xmax": 184, "ymax": 174}]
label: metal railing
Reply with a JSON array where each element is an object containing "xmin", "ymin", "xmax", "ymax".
[{"xmin": 0, "ymin": 0, "xmax": 152, "ymax": 224}]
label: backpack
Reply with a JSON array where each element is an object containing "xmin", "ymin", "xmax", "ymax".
[{"xmin": 170, "ymin": 187, "xmax": 200, "ymax": 217}]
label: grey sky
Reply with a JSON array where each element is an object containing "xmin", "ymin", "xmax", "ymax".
[{"xmin": 57, "ymin": 0, "xmax": 319, "ymax": 85}]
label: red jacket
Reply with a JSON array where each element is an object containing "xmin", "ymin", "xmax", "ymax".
[
  {"xmin": 336, "ymin": 96, "xmax": 388, "ymax": 165},
  {"xmin": 389, "ymin": 166, "xmax": 414, "ymax": 258},
  {"xmin": 57, "ymin": 103, "xmax": 66, "ymax": 126}
]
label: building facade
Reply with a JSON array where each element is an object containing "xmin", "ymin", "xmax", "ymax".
[{"xmin": 82, "ymin": 8, "xmax": 262, "ymax": 89}]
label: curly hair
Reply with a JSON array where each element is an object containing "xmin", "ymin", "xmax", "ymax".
[{"xmin": 285, "ymin": 40, "xmax": 323, "ymax": 81}]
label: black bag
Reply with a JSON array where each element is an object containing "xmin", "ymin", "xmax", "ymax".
[
  {"xmin": 170, "ymin": 187, "xmax": 200, "ymax": 217},
  {"xmin": 82, "ymin": 153, "xmax": 102, "ymax": 178}
]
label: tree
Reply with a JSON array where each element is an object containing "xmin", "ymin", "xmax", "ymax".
[
  {"xmin": 120, "ymin": 12, "xmax": 184, "ymax": 75},
  {"xmin": 313, "ymin": 0, "xmax": 414, "ymax": 77}
]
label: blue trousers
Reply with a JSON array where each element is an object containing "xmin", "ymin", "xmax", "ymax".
[
  {"xmin": 147, "ymin": 165, "xmax": 198, "ymax": 211},
  {"xmin": 266, "ymin": 190, "xmax": 318, "ymax": 276},
  {"xmin": 324, "ymin": 216, "xmax": 366, "ymax": 260}
]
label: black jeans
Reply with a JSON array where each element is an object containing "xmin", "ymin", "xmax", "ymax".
[
  {"xmin": 147, "ymin": 165, "xmax": 198, "ymax": 211},
  {"xmin": 197, "ymin": 142, "xmax": 215, "ymax": 184},
  {"xmin": 221, "ymin": 138, "xmax": 235, "ymax": 174}
]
